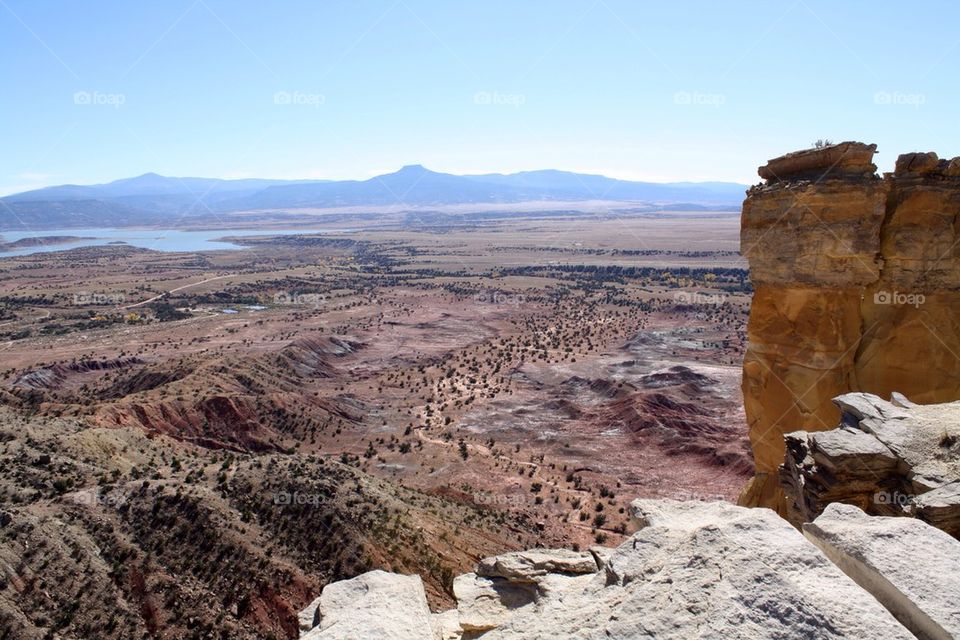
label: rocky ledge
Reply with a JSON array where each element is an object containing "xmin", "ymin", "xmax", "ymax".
[
  {"xmin": 757, "ymin": 141, "xmax": 879, "ymax": 182},
  {"xmin": 298, "ymin": 498, "xmax": 960, "ymax": 639},
  {"xmin": 781, "ymin": 392, "xmax": 960, "ymax": 536}
]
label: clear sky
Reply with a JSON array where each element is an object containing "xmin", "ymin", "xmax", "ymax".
[{"xmin": 1, "ymin": 0, "xmax": 958, "ymax": 195}]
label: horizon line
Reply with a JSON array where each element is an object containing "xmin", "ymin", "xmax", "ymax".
[{"xmin": 1, "ymin": 166, "xmax": 755, "ymax": 198}]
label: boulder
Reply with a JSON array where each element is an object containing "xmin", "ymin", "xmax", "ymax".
[
  {"xmin": 944, "ymin": 157, "xmax": 960, "ymax": 177},
  {"xmin": 757, "ymin": 141, "xmax": 878, "ymax": 182},
  {"xmin": 894, "ymin": 151, "xmax": 940, "ymax": 176},
  {"xmin": 476, "ymin": 548, "xmax": 598, "ymax": 581},
  {"xmin": 452, "ymin": 548, "xmax": 600, "ymax": 633},
  {"xmin": 804, "ymin": 503, "xmax": 960, "ymax": 640},
  {"xmin": 807, "ymin": 427, "xmax": 899, "ymax": 476},
  {"xmin": 430, "ymin": 610, "xmax": 462, "ymax": 640},
  {"xmin": 453, "ymin": 572, "xmax": 538, "ymax": 633},
  {"xmin": 914, "ymin": 481, "xmax": 960, "ymax": 534},
  {"xmin": 301, "ymin": 570, "xmax": 434, "ymax": 639}
]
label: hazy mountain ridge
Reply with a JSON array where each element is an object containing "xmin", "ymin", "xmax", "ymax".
[
  {"xmin": 1, "ymin": 167, "xmax": 747, "ymax": 230},
  {"xmin": 4, "ymin": 173, "xmax": 321, "ymax": 202}
]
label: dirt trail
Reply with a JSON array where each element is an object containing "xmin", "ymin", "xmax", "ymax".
[{"xmin": 121, "ymin": 274, "xmax": 236, "ymax": 309}]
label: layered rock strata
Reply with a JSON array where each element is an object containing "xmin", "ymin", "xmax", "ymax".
[
  {"xmin": 300, "ymin": 499, "xmax": 931, "ymax": 639},
  {"xmin": 780, "ymin": 392, "xmax": 960, "ymax": 535},
  {"xmin": 740, "ymin": 141, "xmax": 960, "ymax": 511}
]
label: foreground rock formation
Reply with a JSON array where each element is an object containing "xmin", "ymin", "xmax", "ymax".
[
  {"xmin": 296, "ymin": 499, "xmax": 960, "ymax": 639},
  {"xmin": 297, "ymin": 571, "xmax": 436, "ymax": 639},
  {"xmin": 804, "ymin": 502, "xmax": 960, "ymax": 640},
  {"xmin": 740, "ymin": 141, "xmax": 960, "ymax": 511},
  {"xmin": 780, "ymin": 392, "xmax": 960, "ymax": 535}
]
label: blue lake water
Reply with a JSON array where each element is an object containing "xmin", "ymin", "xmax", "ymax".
[{"xmin": 0, "ymin": 227, "xmax": 351, "ymax": 257}]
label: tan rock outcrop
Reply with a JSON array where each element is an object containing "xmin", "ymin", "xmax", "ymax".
[
  {"xmin": 740, "ymin": 141, "xmax": 960, "ymax": 512},
  {"xmin": 780, "ymin": 392, "xmax": 960, "ymax": 535},
  {"xmin": 758, "ymin": 141, "xmax": 879, "ymax": 182}
]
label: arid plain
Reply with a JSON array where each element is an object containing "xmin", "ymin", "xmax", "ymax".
[{"xmin": 0, "ymin": 210, "xmax": 752, "ymax": 636}]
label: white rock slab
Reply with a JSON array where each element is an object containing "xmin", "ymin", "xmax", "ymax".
[
  {"xmin": 301, "ymin": 570, "xmax": 434, "ymax": 639},
  {"xmin": 478, "ymin": 500, "xmax": 914, "ymax": 639},
  {"xmin": 804, "ymin": 502, "xmax": 960, "ymax": 640}
]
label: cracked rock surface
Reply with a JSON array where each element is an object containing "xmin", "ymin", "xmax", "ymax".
[{"xmin": 300, "ymin": 499, "xmax": 930, "ymax": 639}]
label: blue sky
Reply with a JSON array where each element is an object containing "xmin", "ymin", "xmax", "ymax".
[{"xmin": 1, "ymin": 0, "xmax": 957, "ymax": 195}]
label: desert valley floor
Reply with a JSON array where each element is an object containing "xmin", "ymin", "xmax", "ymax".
[{"xmin": 0, "ymin": 211, "xmax": 752, "ymax": 636}]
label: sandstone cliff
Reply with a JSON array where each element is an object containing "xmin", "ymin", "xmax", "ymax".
[
  {"xmin": 739, "ymin": 141, "xmax": 960, "ymax": 512},
  {"xmin": 299, "ymin": 499, "xmax": 960, "ymax": 639}
]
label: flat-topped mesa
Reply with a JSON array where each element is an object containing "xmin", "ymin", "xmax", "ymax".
[
  {"xmin": 757, "ymin": 141, "xmax": 879, "ymax": 183},
  {"xmin": 739, "ymin": 142, "xmax": 960, "ymax": 513}
]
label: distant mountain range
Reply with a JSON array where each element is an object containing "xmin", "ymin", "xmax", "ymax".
[{"xmin": 0, "ymin": 166, "xmax": 748, "ymax": 230}]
